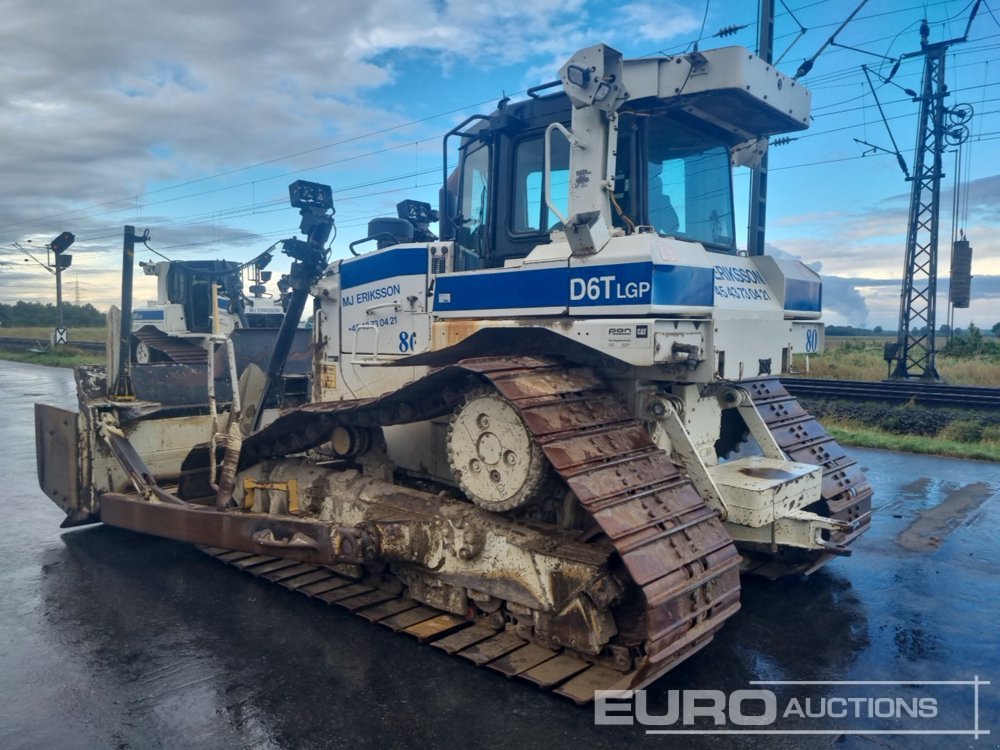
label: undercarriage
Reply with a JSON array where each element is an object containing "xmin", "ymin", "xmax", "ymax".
[{"xmin": 37, "ymin": 355, "xmax": 870, "ymax": 703}]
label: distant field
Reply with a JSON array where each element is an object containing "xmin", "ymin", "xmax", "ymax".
[
  {"xmin": 0, "ymin": 326, "xmax": 105, "ymax": 343},
  {"xmin": 0, "ymin": 326, "xmax": 105, "ymax": 368},
  {"xmin": 794, "ymin": 336, "xmax": 1000, "ymax": 386}
]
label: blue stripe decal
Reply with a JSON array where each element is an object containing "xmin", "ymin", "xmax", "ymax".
[
  {"xmin": 341, "ymin": 246, "xmax": 427, "ymax": 289},
  {"xmin": 436, "ymin": 262, "xmax": 716, "ymax": 311},
  {"xmin": 569, "ymin": 262, "xmax": 652, "ymax": 306},
  {"xmin": 785, "ymin": 278, "xmax": 822, "ymax": 312},
  {"xmin": 133, "ymin": 309, "xmax": 166, "ymax": 320},
  {"xmin": 655, "ymin": 265, "xmax": 715, "ymax": 306},
  {"xmin": 570, "ymin": 263, "xmax": 714, "ymax": 307},
  {"xmin": 436, "ymin": 267, "xmax": 567, "ymax": 310}
]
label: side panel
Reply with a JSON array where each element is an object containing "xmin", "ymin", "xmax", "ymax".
[{"xmin": 340, "ymin": 245, "xmax": 430, "ymax": 357}]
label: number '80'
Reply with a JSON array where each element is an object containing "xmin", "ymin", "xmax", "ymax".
[
  {"xmin": 398, "ymin": 331, "xmax": 416, "ymax": 353},
  {"xmin": 805, "ymin": 328, "xmax": 819, "ymax": 353}
]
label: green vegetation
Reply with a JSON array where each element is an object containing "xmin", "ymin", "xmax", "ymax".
[
  {"xmin": 0, "ymin": 316, "xmax": 106, "ymax": 367},
  {"xmin": 805, "ymin": 398, "xmax": 1000, "ymax": 440},
  {"xmin": 826, "ymin": 424, "xmax": 1000, "ymax": 462},
  {"xmin": 0, "ymin": 325, "xmax": 105, "ymax": 342},
  {"xmin": 0, "ymin": 300, "xmax": 105, "ymax": 328},
  {"xmin": 0, "ymin": 345, "xmax": 103, "ymax": 368},
  {"xmin": 813, "ymin": 399, "xmax": 1000, "ymax": 461},
  {"xmin": 794, "ymin": 325, "xmax": 1000, "ymax": 385}
]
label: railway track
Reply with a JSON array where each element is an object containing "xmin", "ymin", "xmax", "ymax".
[
  {"xmin": 0, "ymin": 335, "xmax": 105, "ymax": 353},
  {"xmin": 3, "ymin": 332, "xmax": 990, "ymax": 409},
  {"xmin": 781, "ymin": 377, "xmax": 1000, "ymax": 409}
]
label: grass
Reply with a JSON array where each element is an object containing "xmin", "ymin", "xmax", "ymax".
[
  {"xmin": 793, "ymin": 337, "xmax": 1000, "ymax": 385},
  {"xmin": 0, "ymin": 325, "xmax": 106, "ymax": 342},
  {"xmin": 0, "ymin": 346, "xmax": 103, "ymax": 368},
  {"xmin": 826, "ymin": 422, "xmax": 1000, "ymax": 462},
  {"xmin": 0, "ymin": 326, "xmax": 105, "ymax": 368}
]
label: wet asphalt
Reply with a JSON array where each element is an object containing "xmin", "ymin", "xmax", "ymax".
[{"xmin": 0, "ymin": 360, "xmax": 997, "ymax": 750}]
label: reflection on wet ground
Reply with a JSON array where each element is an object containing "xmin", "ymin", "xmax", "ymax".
[{"xmin": 1, "ymin": 361, "xmax": 997, "ymax": 749}]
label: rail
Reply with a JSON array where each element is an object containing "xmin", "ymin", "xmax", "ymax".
[
  {"xmin": 781, "ymin": 377, "xmax": 1000, "ymax": 409},
  {"xmin": 3, "ymin": 335, "xmax": 991, "ymax": 410}
]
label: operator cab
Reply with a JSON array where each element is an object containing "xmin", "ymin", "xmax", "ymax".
[
  {"xmin": 442, "ymin": 92, "xmax": 740, "ymax": 269},
  {"xmin": 164, "ymin": 260, "xmax": 243, "ymax": 332}
]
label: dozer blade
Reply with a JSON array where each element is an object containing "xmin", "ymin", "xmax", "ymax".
[{"xmin": 35, "ymin": 403, "xmax": 96, "ymax": 527}]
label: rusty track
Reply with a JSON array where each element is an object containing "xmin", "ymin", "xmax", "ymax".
[
  {"xmin": 198, "ymin": 544, "xmax": 632, "ymax": 700},
  {"xmin": 464, "ymin": 358, "xmax": 742, "ymax": 692},
  {"xmin": 201, "ymin": 356, "xmax": 742, "ymax": 703},
  {"xmin": 741, "ymin": 377, "xmax": 873, "ymax": 576},
  {"xmin": 133, "ymin": 326, "xmax": 207, "ymax": 364}
]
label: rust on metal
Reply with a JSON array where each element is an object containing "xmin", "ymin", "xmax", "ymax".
[
  {"xmin": 133, "ymin": 326, "xmax": 208, "ymax": 364},
  {"xmin": 741, "ymin": 377, "xmax": 873, "ymax": 575},
  {"xmin": 96, "ymin": 357, "xmax": 882, "ymax": 704},
  {"xmin": 430, "ymin": 624, "xmax": 498, "ymax": 654},
  {"xmin": 458, "ymin": 630, "xmax": 527, "ymax": 666},
  {"xmin": 402, "ymin": 614, "xmax": 468, "ymax": 642},
  {"xmin": 486, "ymin": 643, "xmax": 560, "ymax": 677}
]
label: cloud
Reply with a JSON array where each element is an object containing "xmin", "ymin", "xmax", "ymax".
[
  {"xmin": 617, "ymin": 2, "xmax": 703, "ymax": 43},
  {"xmin": 819, "ymin": 273, "xmax": 871, "ymax": 327},
  {"xmin": 0, "ymin": 3, "xmax": 570, "ymax": 313},
  {"xmin": 2, "ymin": 0, "xmax": 997, "ymax": 324},
  {"xmin": 0, "ymin": 1, "xmax": 605, "ymax": 249},
  {"xmin": 768, "ymin": 171, "xmax": 1000, "ymax": 283}
]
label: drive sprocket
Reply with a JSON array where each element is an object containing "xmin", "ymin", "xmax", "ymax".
[{"xmin": 447, "ymin": 387, "xmax": 551, "ymax": 512}]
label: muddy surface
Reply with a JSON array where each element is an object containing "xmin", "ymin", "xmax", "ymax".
[
  {"xmin": 896, "ymin": 481, "xmax": 995, "ymax": 551},
  {"xmin": 2, "ymin": 361, "xmax": 998, "ymax": 749}
]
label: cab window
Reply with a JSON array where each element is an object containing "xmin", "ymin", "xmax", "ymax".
[
  {"xmin": 646, "ymin": 118, "xmax": 735, "ymax": 248},
  {"xmin": 457, "ymin": 141, "xmax": 490, "ymax": 262},
  {"xmin": 512, "ymin": 135, "xmax": 569, "ymax": 233}
]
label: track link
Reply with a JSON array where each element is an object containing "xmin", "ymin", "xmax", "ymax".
[
  {"xmin": 133, "ymin": 326, "xmax": 207, "ymax": 364},
  {"xmin": 464, "ymin": 358, "xmax": 742, "ymax": 694},
  {"xmin": 210, "ymin": 356, "xmax": 742, "ymax": 702},
  {"xmin": 741, "ymin": 377, "xmax": 873, "ymax": 576}
]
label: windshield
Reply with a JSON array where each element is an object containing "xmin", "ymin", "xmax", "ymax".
[{"xmin": 646, "ymin": 117, "xmax": 735, "ymax": 249}]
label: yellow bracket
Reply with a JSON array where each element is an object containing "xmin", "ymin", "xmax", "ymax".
[{"xmin": 243, "ymin": 478, "xmax": 300, "ymax": 513}]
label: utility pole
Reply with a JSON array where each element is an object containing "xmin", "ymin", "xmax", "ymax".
[
  {"xmin": 14, "ymin": 234, "xmax": 74, "ymax": 345},
  {"xmin": 747, "ymin": 0, "xmax": 775, "ymax": 255},
  {"xmin": 891, "ymin": 7, "xmax": 978, "ymax": 379},
  {"xmin": 111, "ymin": 226, "xmax": 141, "ymax": 401},
  {"xmin": 49, "ymin": 232, "xmax": 75, "ymax": 346}
]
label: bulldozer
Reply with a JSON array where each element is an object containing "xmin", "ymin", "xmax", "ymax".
[
  {"xmin": 130, "ymin": 248, "xmax": 286, "ymax": 364},
  {"xmin": 35, "ymin": 43, "xmax": 871, "ymax": 704}
]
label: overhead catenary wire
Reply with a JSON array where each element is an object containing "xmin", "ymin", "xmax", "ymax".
[
  {"xmin": 860, "ymin": 64, "xmax": 910, "ymax": 176},
  {"xmin": 774, "ymin": 0, "xmax": 809, "ymax": 64},
  {"xmin": 5, "ymin": 0, "xmax": 972, "ymax": 240},
  {"xmin": 2, "ymin": 0, "xmax": 998, "ymax": 263}
]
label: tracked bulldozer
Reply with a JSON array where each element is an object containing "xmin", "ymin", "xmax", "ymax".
[
  {"xmin": 130, "ymin": 249, "xmax": 286, "ymax": 365},
  {"xmin": 35, "ymin": 43, "xmax": 871, "ymax": 704}
]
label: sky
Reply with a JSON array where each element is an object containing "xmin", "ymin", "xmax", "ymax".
[{"xmin": 1, "ymin": 0, "xmax": 999, "ymax": 330}]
